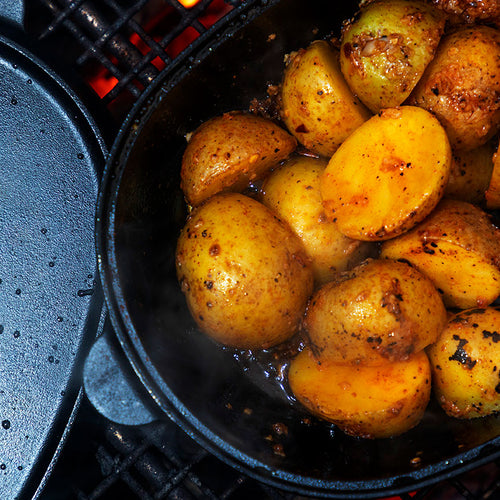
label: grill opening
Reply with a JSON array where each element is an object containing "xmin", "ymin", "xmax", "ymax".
[{"xmin": 21, "ymin": 1, "xmax": 500, "ymax": 499}]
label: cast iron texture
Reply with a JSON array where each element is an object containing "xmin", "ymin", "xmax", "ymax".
[
  {"xmin": 0, "ymin": 6, "xmax": 106, "ymax": 499},
  {"xmin": 95, "ymin": 0, "xmax": 500, "ymax": 498}
]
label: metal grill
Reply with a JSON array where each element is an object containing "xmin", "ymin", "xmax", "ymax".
[{"xmin": 23, "ymin": 1, "xmax": 500, "ymax": 499}]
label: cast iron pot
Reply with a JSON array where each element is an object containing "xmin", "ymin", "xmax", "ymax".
[
  {"xmin": 86, "ymin": 0, "xmax": 500, "ymax": 498},
  {"xmin": 0, "ymin": 1, "xmax": 106, "ymax": 498}
]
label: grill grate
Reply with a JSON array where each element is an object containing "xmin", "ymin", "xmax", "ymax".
[
  {"xmin": 23, "ymin": 1, "xmax": 500, "ymax": 499},
  {"xmin": 28, "ymin": 0, "xmax": 242, "ymax": 111}
]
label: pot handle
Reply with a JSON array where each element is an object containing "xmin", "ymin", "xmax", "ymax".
[
  {"xmin": 0, "ymin": 0, "xmax": 23, "ymax": 29},
  {"xmin": 83, "ymin": 318, "xmax": 158, "ymax": 426}
]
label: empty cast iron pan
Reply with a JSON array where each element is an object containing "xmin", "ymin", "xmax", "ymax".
[
  {"xmin": 87, "ymin": 0, "xmax": 500, "ymax": 498},
  {"xmin": 0, "ymin": 1, "xmax": 105, "ymax": 498}
]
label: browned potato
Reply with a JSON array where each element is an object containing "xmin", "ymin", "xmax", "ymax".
[
  {"xmin": 430, "ymin": 0, "xmax": 500, "ymax": 24},
  {"xmin": 260, "ymin": 156, "xmax": 376, "ymax": 285},
  {"xmin": 445, "ymin": 141, "xmax": 496, "ymax": 205},
  {"xmin": 289, "ymin": 347, "xmax": 432, "ymax": 439},
  {"xmin": 320, "ymin": 106, "xmax": 452, "ymax": 241},
  {"xmin": 408, "ymin": 25, "xmax": 500, "ymax": 151},
  {"xmin": 180, "ymin": 112, "xmax": 296, "ymax": 206},
  {"xmin": 427, "ymin": 307, "xmax": 500, "ymax": 418},
  {"xmin": 175, "ymin": 193, "xmax": 314, "ymax": 349},
  {"xmin": 381, "ymin": 199, "xmax": 500, "ymax": 309},
  {"xmin": 485, "ymin": 139, "xmax": 500, "ymax": 210},
  {"xmin": 340, "ymin": 0, "xmax": 445, "ymax": 113},
  {"xmin": 304, "ymin": 259, "xmax": 447, "ymax": 365},
  {"xmin": 281, "ymin": 40, "xmax": 371, "ymax": 157}
]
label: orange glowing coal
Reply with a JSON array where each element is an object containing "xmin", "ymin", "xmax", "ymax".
[{"xmin": 179, "ymin": 0, "xmax": 201, "ymax": 7}]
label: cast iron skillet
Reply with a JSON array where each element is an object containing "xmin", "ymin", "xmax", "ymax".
[
  {"xmin": 0, "ymin": 1, "xmax": 105, "ymax": 498},
  {"xmin": 91, "ymin": 0, "xmax": 500, "ymax": 497}
]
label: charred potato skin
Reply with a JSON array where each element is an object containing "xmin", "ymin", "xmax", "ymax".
[
  {"xmin": 260, "ymin": 156, "xmax": 376, "ymax": 285},
  {"xmin": 428, "ymin": 307, "xmax": 500, "ymax": 418},
  {"xmin": 175, "ymin": 193, "xmax": 314, "ymax": 349},
  {"xmin": 430, "ymin": 0, "xmax": 500, "ymax": 24},
  {"xmin": 380, "ymin": 199, "xmax": 500, "ymax": 309},
  {"xmin": 180, "ymin": 112, "xmax": 297, "ymax": 207},
  {"xmin": 340, "ymin": 0, "xmax": 445, "ymax": 113},
  {"xmin": 408, "ymin": 25, "xmax": 500, "ymax": 151},
  {"xmin": 304, "ymin": 259, "xmax": 447, "ymax": 365},
  {"xmin": 485, "ymin": 139, "xmax": 500, "ymax": 210},
  {"xmin": 289, "ymin": 348, "xmax": 432, "ymax": 439},
  {"xmin": 280, "ymin": 40, "xmax": 371, "ymax": 157}
]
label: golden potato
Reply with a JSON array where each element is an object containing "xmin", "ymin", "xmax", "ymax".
[
  {"xmin": 280, "ymin": 40, "xmax": 371, "ymax": 157},
  {"xmin": 427, "ymin": 307, "xmax": 500, "ymax": 418},
  {"xmin": 180, "ymin": 112, "xmax": 296, "ymax": 206},
  {"xmin": 485, "ymin": 139, "xmax": 500, "ymax": 210},
  {"xmin": 340, "ymin": 0, "xmax": 445, "ymax": 113},
  {"xmin": 304, "ymin": 259, "xmax": 447, "ymax": 365},
  {"xmin": 430, "ymin": 0, "xmax": 500, "ymax": 24},
  {"xmin": 175, "ymin": 193, "xmax": 314, "ymax": 349},
  {"xmin": 260, "ymin": 156, "xmax": 376, "ymax": 285},
  {"xmin": 381, "ymin": 199, "xmax": 500, "ymax": 309},
  {"xmin": 408, "ymin": 25, "xmax": 500, "ymax": 151},
  {"xmin": 320, "ymin": 106, "xmax": 452, "ymax": 241},
  {"xmin": 445, "ymin": 141, "xmax": 495, "ymax": 205},
  {"xmin": 289, "ymin": 348, "xmax": 432, "ymax": 439}
]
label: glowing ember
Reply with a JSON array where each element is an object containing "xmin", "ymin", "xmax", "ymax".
[{"xmin": 179, "ymin": 0, "xmax": 201, "ymax": 7}]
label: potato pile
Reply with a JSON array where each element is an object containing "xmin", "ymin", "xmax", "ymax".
[{"xmin": 176, "ymin": 0, "xmax": 500, "ymax": 439}]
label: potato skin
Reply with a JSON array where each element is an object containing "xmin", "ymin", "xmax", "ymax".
[
  {"xmin": 427, "ymin": 307, "xmax": 500, "ymax": 418},
  {"xmin": 260, "ymin": 156, "xmax": 376, "ymax": 285},
  {"xmin": 430, "ymin": 0, "xmax": 500, "ymax": 24},
  {"xmin": 304, "ymin": 259, "xmax": 447, "ymax": 365},
  {"xmin": 445, "ymin": 141, "xmax": 495, "ymax": 205},
  {"xmin": 320, "ymin": 106, "xmax": 452, "ymax": 241},
  {"xmin": 381, "ymin": 199, "xmax": 500, "ymax": 309},
  {"xmin": 408, "ymin": 25, "xmax": 500, "ymax": 151},
  {"xmin": 281, "ymin": 40, "xmax": 371, "ymax": 157},
  {"xmin": 485, "ymin": 139, "xmax": 500, "ymax": 210},
  {"xmin": 175, "ymin": 193, "xmax": 314, "ymax": 349},
  {"xmin": 340, "ymin": 0, "xmax": 445, "ymax": 113},
  {"xmin": 289, "ymin": 348, "xmax": 432, "ymax": 439},
  {"xmin": 180, "ymin": 112, "xmax": 296, "ymax": 207}
]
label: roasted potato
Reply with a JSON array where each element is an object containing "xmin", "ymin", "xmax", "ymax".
[
  {"xmin": 430, "ymin": 0, "xmax": 500, "ymax": 24},
  {"xmin": 260, "ymin": 156, "xmax": 376, "ymax": 285},
  {"xmin": 340, "ymin": 0, "xmax": 445, "ymax": 113},
  {"xmin": 320, "ymin": 106, "xmax": 452, "ymax": 241},
  {"xmin": 485, "ymin": 139, "xmax": 500, "ymax": 210},
  {"xmin": 289, "ymin": 347, "xmax": 432, "ymax": 439},
  {"xmin": 427, "ymin": 307, "xmax": 500, "ymax": 418},
  {"xmin": 180, "ymin": 112, "xmax": 296, "ymax": 207},
  {"xmin": 445, "ymin": 141, "xmax": 496, "ymax": 205},
  {"xmin": 304, "ymin": 259, "xmax": 447, "ymax": 365},
  {"xmin": 381, "ymin": 199, "xmax": 500, "ymax": 309},
  {"xmin": 408, "ymin": 25, "xmax": 500, "ymax": 151},
  {"xmin": 281, "ymin": 40, "xmax": 371, "ymax": 157},
  {"xmin": 175, "ymin": 193, "xmax": 314, "ymax": 349}
]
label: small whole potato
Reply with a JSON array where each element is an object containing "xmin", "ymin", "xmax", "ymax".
[
  {"xmin": 289, "ymin": 347, "xmax": 432, "ymax": 439},
  {"xmin": 381, "ymin": 199, "xmax": 500, "ymax": 309},
  {"xmin": 281, "ymin": 40, "xmax": 371, "ymax": 157},
  {"xmin": 340, "ymin": 0, "xmax": 445, "ymax": 113},
  {"xmin": 175, "ymin": 192, "xmax": 314, "ymax": 349},
  {"xmin": 427, "ymin": 307, "xmax": 500, "ymax": 418},
  {"xmin": 180, "ymin": 112, "xmax": 296, "ymax": 207},
  {"xmin": 304, "ymin": 259, "xmax": 447, "ymax": 365},
  {"xmin": 408, "ymin": 25, "xmax": 500, "ymax": 151},
  {"xmin": 260, "ymin": 156, "xmax": 376, "ymax": 285},
  {"xmin": 320, "ymin": 106, "xmax": 452, "ymax": 241}
]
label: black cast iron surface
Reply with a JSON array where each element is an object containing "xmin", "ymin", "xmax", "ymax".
[{"xmin": 0, "ymin": 7, "xmax": 105, "ymax": 499}]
